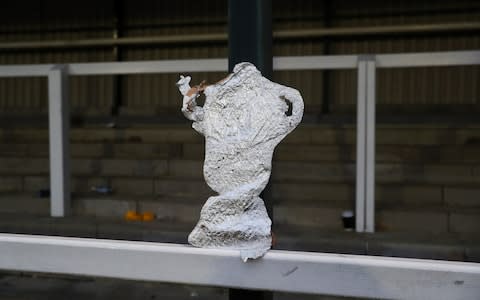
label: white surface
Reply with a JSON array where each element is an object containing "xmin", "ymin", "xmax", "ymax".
[
  {"xmin": 376, "ymin": 50, "xmax": 480, "ymax": 68},
  {"xmin": 69, "ymin": 59, "xmax": 228, "ymax": 75},
  {"xmin": 0, "ymin": 64, "xmax": 53, "ymax": 77},
  {"xmin": 356, "ymin": 57, "xmax": 377, "ymax": 233},
  {"xmin": 365, "ymin": 59, "xmax": 376, "ymax": 233},
  {"xmin": 48, "ymin": 66, "xmax": 71, "ymax": 217},
  {"xmin": 273, "ymin": 55, "xmax": 357, "ymax": 70},
  {"xmin": 355, "ymin": 60, "xmax": 367, "ymax": 232},
  {"xmin": 178, "ymin": 63, "xmax": 304, "ymax": 261},
  {"xmin": 0, "ymin": 233, "xmax": 479, "ymax": 299},
  {"xmin": 0, "ymin": 51, "xmax": 479, "ymax": 78}
]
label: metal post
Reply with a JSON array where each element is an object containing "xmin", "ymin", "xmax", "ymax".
[
  {"xmin": 48, "ymin": 65, "xmax": 71, "ymax": 217},
  {"xmin": 321, "ymin": 0, "xmax": 332, "ymax": 115},
  {"xmin": 356, "ymin": 56, "xmax": 376, "ymax": 233},
  {"xmin": 355, "ymin": 59, "xmax": 367, "ymax": 232},
  {"xmin": 228, "ymin": 0, "xmax": 274, "ymax": 225},
  {"xmin": 112, "ymin": 0, "xmax": 124, "ymax": 117},
  {"xmin": 228, "ymin": 0, "xmax": 273, "ymax": 299},
  {"xmin": 365, "ymin": 59, "xmax": 376, "ymax": 232},
  {"xmin": 228, "ymin": 0, "xmax": 272, "ymax": 78}
]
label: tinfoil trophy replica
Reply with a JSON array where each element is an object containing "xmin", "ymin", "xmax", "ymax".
[{"xmin": 177, "ymin": 62, "xmax": 304, "ymax": 261}]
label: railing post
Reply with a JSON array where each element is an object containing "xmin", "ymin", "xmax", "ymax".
[
  {"xmin": 48, "ymin": 65, "xmax": 70, "ymax": 217},
  {"xmin": 356, "ymin": 56, "xmax": 376, "ymax": 233},
  {"xmin": 365, "ymin": 58, "xmax": 376, "ymax": 233},
  {"xmin": 356, "ymin": 58, "xmax": 366, "ymax": 232}
]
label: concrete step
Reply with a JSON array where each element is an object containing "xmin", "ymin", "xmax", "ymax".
[
  {"xmin": 275, "ymin": 144, "xmax": 480, "ymax": 163},
  {"xmin": 1, "ymin": 193, "xmax": 478, "ymax": 235},
  {"xmin": 0, "ymin": 158, "xmax": 170, "ymax": 177},
  {"xmin": 377, "ymin": 205, "xmax": 480, "ymax": 234},
  {"xmin": 2, "ymin": 142, "xmax": 480, "ymax": 164},
  {"xmin": 275, "ymin": 226, "xmax": 480, "ymax": 262},
  {"xmin": 277, "ymin": 203, "xmax": 480, "ymax": 234},
  {"xmin": 3, "ymin": 175, "xmax": 480, "ymax": 210},
  {"xmin": 0, "ymin": 176, "xmax": 23, "ymax": 193},
  {"xmin": 0, "ymin": 158, "xmax": 477, "ymax": 185},
  {"xmin": 0, "ymin": 193, "xmax": 202, "ymax": 224},
  {"xmin": 0, "ymin": 127, "xmax": 205, "ymax": 144},
  {"xmin": 272, "ymin": 182, "xmax": 474, "ymax": 208},
  {"xmin": 275, "ymin": 204, "xmax": 350, "ymax": 230},
  {"xmin": 272, "ymin": 161, "xmax": 478, "ymax": 184},
  {"xmin": 0, "ymin": 143, "xmax": 184, "ymax": 160},
  {"xmin": 1, "ymin": 124, "xmax": 480, "ymax": 145},
  {"xmin": 0, "ymin": 213, "xmax": 191, "ymax": 243},
  {"xmin": 2, "ymin": 175, "xmax": 224, "ymax": 198},
  {"xmin": 0, "ymin": 194, "xmax": 50, "ymax": 215}
]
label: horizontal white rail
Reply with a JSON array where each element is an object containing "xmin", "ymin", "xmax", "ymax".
[
  {"xmin": 69, "ymin": 58, "xmax": 228, "ymax": 75},
  {"xmin": 376, "ymin": 50, "xmax": 480, "ymax": 68},
  {"xmin": 0, "ymin": 234, "xmax": 479, "ymax": 299},
  {"xmin": 0, "ymin": 64, "xmax": 53, "ymax": 77},
  {"xmin": 0, "ymin": 51, "xmax": 479, "ymax": 78},
  {"xmin": 273, "ymin": 55, "xmax": 357, "ymax": 70}
]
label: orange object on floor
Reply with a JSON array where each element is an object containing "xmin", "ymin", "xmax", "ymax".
[
  {"xmin": 124, "ymin": 210, "xmax": 142, "ymax": 221},
  {"xmin": 142, "ymin": 211, "xmax": 155, "ymax": 221}
]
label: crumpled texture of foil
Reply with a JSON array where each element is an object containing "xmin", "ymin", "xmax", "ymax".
[{"xmin": 177, "ymin": 62, "xmax": 304, "ymax": 261}]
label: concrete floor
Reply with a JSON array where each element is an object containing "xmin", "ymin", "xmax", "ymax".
[
  {"xmin": 0, "ymin": 272, "xmax": 227, "ymax": 300},
  {"xmin": 0, "ymin": 272, "xmax": 358, "ymax": 300}
]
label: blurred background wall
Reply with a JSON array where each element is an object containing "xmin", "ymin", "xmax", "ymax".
[{"xmin": 0, "ymin": 0, "xmax": 478, "ymax": 119}]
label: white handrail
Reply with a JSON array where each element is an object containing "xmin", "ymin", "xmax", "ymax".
[
  {"xmin": 376, "ymin": 50, "xmax": 480, "ymax": 68},
  {"xmin": 0, "ymin": 64, "xmax": 53, "ymax": 77},
  {"xmin": 1, "ymin": 50, "xmax": 478, "ymax": 77},
  {"xmin": 0, "ymin": 233, "xmax": 479, "ymax": 299},
  {"xmin": 69, "ymin": 58, "xmax": 228, "ymax": 75},
  {"xmin": 274, "ymin": 55, "xmax": 357, "ymax": 70}
]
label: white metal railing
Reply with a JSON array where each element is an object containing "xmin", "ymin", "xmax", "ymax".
[
  {"xmin": 0, "ymin": 50, "xmax": 479, "ymax": 297},
  {"xmin": 0, "ymin": 233, "xmax": 479, "ymax": 299}
]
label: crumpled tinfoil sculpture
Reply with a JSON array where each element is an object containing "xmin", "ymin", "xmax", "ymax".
[{"xmin": 177, "ymin": 62, "xmax": 304, "ymax": 261}]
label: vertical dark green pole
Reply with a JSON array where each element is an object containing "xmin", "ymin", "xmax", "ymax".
[
  {"xmin": 228, "ymin": 0, "xmax": 273, "ymax": 299},
  {"xmin": 228, "ymin": 0, "xmax": 273, "ymax": 218},
  {"xmin": 228, "ymin": 0, "xmax": 272, "ymax": 79},
  {"xmin": 112, "ymin": 0, "xmax": 124, "ymax": 117},
  {"xmin": 321, "ymin": 0, "xmax": 332, "ymax": 115}
]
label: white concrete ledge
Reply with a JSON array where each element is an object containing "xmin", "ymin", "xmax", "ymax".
[{"xmin": 0, "ymin": 233, "xmax": 479, "ymax": 299}]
